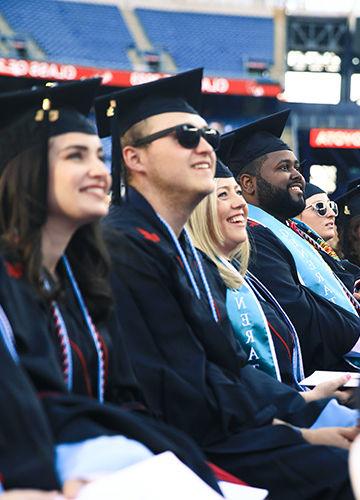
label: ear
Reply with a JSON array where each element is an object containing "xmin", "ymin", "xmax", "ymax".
[
  {"xmin": 238, "ymin": 173, "xmax": 256, "ymax": 196},
  {"xmin": 122, "ymin": 146, "xmax": 146, "ymax": 175}
]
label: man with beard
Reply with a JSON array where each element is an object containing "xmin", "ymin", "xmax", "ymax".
[
  {"xmin": 219, "ymin": 110, "xmax": 360, "ymax": 376},
  {"xmin": 95, "ymin": 73, "xmax": 360, "ymax": 499}
]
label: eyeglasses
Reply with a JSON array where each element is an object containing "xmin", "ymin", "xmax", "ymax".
[
  {"xmin": 305, "ymin": 200, "xmax": 339, "ymax": 217},
  {"xmin": 132, "ymin": 123, "xmax": 220, "ymax": 151}
]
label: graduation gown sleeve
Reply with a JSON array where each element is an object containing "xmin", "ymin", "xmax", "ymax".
[
  {"xmin": 105, "ymin": 228, "xmax": 329, "ymax": 443},
  {"xmin": 248, "ymin": 223, "xmax": 360, "ymax": 374},
  {"xmin": 0, "ymin": 341, "xmax": 59, "ymax": 491},
  {"xmin": 40, "ymin": 391, "xmax": 221, "ymax": 494}
]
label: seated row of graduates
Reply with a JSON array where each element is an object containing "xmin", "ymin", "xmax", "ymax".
[{"xmin": 0, "ymin": 71, "xmax": 359, "ymax": 499}]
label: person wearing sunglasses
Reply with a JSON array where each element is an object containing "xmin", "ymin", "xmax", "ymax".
[
  {"xmin": 0, "ymin": 79, "xmax": 225, "ymax": 497},
  {"xmin": 220, "ymin": 110, "xmax": 360, "ymax": 379},
  {"xmin": 298, "ymin": 183, "xmax": 338, "ymax": 242},
  {"xmin": 292, "ymin": 183, "xmax": 360, "ymax": 298},
  {"xmin": 96, "ymin": 72, "xmax": 360, "ymax": 499}
]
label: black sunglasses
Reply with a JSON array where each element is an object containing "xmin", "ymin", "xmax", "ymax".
[
  {"xmin": 132, "ymin": 123, "xmax": 220, "ymax": 151},
  {"xmin": 305, "ymin": 200, "xmax": 338, "ymax": 217}
]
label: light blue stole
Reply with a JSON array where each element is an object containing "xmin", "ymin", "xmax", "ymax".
[
  {"xmin": 248, "ymin": 204, "xmax": 357, "ymax": 315},
  {"xmin": 226, "ymin": 280, "xmax": 281, "ymax": 381},
  {"xmin": 221, "ymin": 258, "xmax": 304, "ymax": 388},
  {"xmin": 248, "ymin": 204, "xmax": 360, "ymax": 368}
]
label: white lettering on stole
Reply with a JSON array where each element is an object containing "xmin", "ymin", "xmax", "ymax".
[
  {"xmin": 307, "ymin": 260, "xmax": 317, "ymax": 271},
  {"xmin": 245, "ymin": 330, "xmax": 255, "ymax": 344},
  {"xmin": 240, "ymin": 313, "xmax": 251, "ymax": 327},
  {"xmin": 323, "ymin": 284, "xmax": 333, "ymax": 296},
  {"xmin": 315, "ymin": 271, "xmax": 325, "ymax": 283},
  {"xmin": 248, "ymin": 347, "xmax": 260, "ymax": 361},
  {"xmin": 235, "ymin": 295, "xmax": 246, "ymax": 310}
]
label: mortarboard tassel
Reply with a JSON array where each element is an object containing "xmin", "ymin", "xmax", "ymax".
[
  {"xmin": 108, "ymin": 100, "xmax": 122, "ymax": 205},
  {"xmin": 35, "ymin": 92, "xmax": 58, "ymax": 225}
]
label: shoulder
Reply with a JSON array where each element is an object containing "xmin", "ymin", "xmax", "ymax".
[
  {"xmin": 247, "ymin": 222, "xmax": 291, "ymax": 257},
  {"xmin": 197, "ymin": 249, "xmax": 227, "ymax": 294}
]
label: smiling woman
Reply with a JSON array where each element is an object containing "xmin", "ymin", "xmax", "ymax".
[
  {"xmin": 46, "ymin": 133, "xmax": 110, "ymax": 246},
  {"xmin": 297, "ymin": 183, "xmax": 337, "ymax": 242},
  {"xmin": 0, "ymin": 79, "xmax": 222, "ymax": 497},
  {"xmin": 0, "ymin": 82, "xmax": 112, "ymax": 320},
  {"xmin": 187, "ymin": 160, "xmax": 306, "ymax": 388}
]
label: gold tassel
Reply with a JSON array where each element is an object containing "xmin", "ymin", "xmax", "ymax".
[{"xmin": 106, "ymin": 99, "xmax": 117, "ymax": 117}]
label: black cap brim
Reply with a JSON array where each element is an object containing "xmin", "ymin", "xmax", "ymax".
[
  {"xmin": 95, "ymin": 68, "xmax": 204, "ymax": 138},
  {"xmin": 217, "ymin": 109, "xmax": 291, "ymax": 174}
]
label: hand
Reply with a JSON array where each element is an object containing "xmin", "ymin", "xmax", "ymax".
[
  {"xmin": 353, "ymin": 291, "xmax": 360, "ymax": 301},
  {"xmin": 1, "ymin": 491, "xmax": 59, "ymax": 499},
  {"xmin": 300, "ymin": 373, "xmax": 354, "ymax": 404},
  {"xmin": 63, "ymin": 479, "xmax": 89, "ymax": 499},
  {"xmin": 301, "ymin": 426, "xmax": 360, "ymax": 450}
]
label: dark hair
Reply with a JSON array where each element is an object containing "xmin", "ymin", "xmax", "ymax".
[
  {"xmin": 0, "ymin": 142, "xmax": 113, "ymax": 323},
  {"xmin": 338, "ymin": 215, "xmax": 360, "ymax": 268},
  {"xmin": 234, "ymin": 154, "xmax": 268, "ymax": 182}
]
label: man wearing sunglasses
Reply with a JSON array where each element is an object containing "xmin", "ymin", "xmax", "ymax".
[
  {"xmin": 220, "ymin": 110, "xmax": 360, "ymax": 378},
  {"xmin": 95, "ymin": 72, "xmax": 360, "ymax": 499}
]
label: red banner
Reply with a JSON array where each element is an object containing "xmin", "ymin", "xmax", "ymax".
[
  {"xmin": 310, "ymin": 128, "xmax": 360, "ymax": 149},
  {"xmin": 0, "ymin": 57, "xmax": 281, "ymax": 98}
]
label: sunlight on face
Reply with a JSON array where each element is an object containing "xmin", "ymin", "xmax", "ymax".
[
  {"xmin": 47, "ymin": 132, "xmax": 111, "ymax": 228},
  {"xmin": 216, "ymin": 177, "xmax": 248, "ymax": 257}
]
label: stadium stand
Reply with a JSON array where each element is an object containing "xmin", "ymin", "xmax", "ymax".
[
  {"xmin": 0, "ymin": 0, "xmax": 133, "ymax": 68},
  {"xmin": 135, "ymin": 8, "xmax": 274, "ymax": 74}
]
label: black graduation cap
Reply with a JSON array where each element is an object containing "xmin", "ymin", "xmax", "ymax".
[
  {"xmin": 335, "ymin": 179, "xmax": 360, "ymax": 261},
  {"xmin": 0, "ymin": 78, "xmax": 101, "ymax": 172},
  {"xmin": 215, "ymin": 159, "xmax": 233, "ymax": 178},
  {"xmin": 217, "ymin": 110, "xmax": 291, "ymax": 179},
  {"xmin": 335, "ymin": 178, "xmax": 360, "ymax": 219},
  {"xmin": 304, "ymin": 183, "xmax": 325, "ymax": 200},
  {"xmin": 95, "ymin": 68, "xmax": 203, "ymax": 138},
  {"xmin": 94, "ymin": 68, "xmax": 204, "ymax": 204}
]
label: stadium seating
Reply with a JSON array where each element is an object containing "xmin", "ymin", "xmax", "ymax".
[
  {"xmin": 136, "ymin": 8, "xmax": 274, "ymax": 74},
  {"xmin": 0, "ymin": 0, "xmax": 133, "ymax": 68}
]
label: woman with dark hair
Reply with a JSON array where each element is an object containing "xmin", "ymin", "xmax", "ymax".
[{"xmin": 0, "ymin": 80, "xmax": 220, "ymax": 495}]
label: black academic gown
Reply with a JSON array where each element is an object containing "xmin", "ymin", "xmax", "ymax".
[
  {"xmin": 104, "ymin": 188, "xmax": 353, "ymax": 500},
  {"xmin": 0, "ymin": 256, "xmax": 220, "ymax": 493},
  {"xmin": 248, "ymin": 221, "xmax": 360, "ymax": 375},
  {"xmin": 0, "ymin": 338, "xmax": 59, "ymax": 491}
]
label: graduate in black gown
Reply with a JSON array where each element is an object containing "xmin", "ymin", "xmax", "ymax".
[
  {"xmin": 187, "ymin": 159, "xmax": 303, "ymax": 388},
  {"xmin": 188, "ymin": 161, "xmax": 357, "ymax": 404},
  {"xmin": 0, "ymin": 319, "xmax": 58, "ymax": 496},
  {"xmin": 0, "ymin": 79, "xmax": 221, "ymax": 494},
  {"xmin": 337, "ymin": 179, "xmax": 360, "ymax": 270},
  {"xmin": 96, "ymin": 69, "xmax": 359, "ymax": 499},
  {"xmin": 219, "ymin": 110, "xmax": 360, "ymax": 375}
]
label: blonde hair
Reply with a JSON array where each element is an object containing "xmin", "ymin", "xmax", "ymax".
[{"xmin": 187, "ymin": 179, "xmax": 250, "ymax": 290}]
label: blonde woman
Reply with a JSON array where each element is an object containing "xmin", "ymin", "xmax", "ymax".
[{"xmin": 188, "ymin": 161, "xmax": 355, "ymax": 409}]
